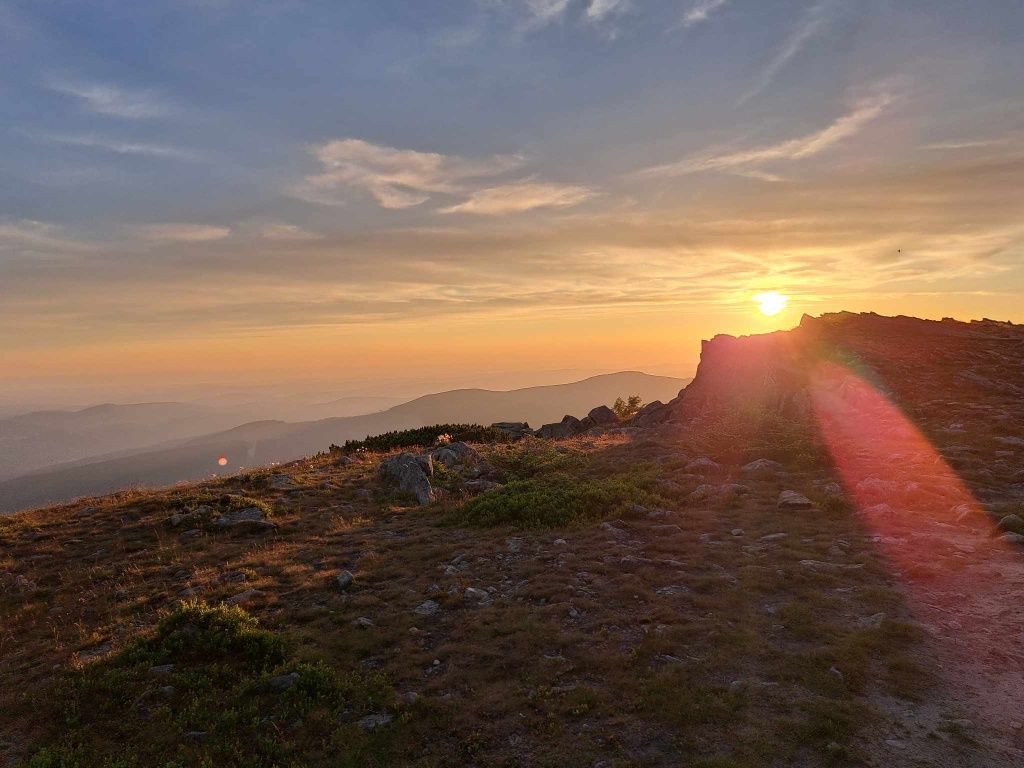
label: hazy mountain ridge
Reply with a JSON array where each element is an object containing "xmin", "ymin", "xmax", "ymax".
[{"xmin": 0, "ymin": 371, "xmax": 688, "ymax": 514}]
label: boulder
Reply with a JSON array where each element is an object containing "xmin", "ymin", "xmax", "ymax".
[
  {"xmin": 430, "ymin": 441, "xmax": 480, "ymax": 468},
  {"xmin": 491, "ymin": 422, "xmax": 533, "ymax": 439},
  {"xmin": 536, "ymin": 415, "xmax": 584, "ymax": 439},
  {"xmin": 379, "ymin": 452, "xmax": 434, "ymax": 505},
  {"xmin": 586, "ymin": 405, "xmax": 618, "ymax": 426},
  {"xmin": 631, "ymin": 400, "xmax": 668, "ymax": 427}
]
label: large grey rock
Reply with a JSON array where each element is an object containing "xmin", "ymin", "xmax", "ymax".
[
  {"xmin": 586, "ymin": 405, "xmax": 618, "ymax": 426},
  {"xmin": 430, "ymin": 441, "xmax": 480, "ymax": 468},
  {"xmin": 379, "ymin": 452, "xmax": 434, "ymax": 505},
  {"xmin": 491, "ymin": 422, "xmax": 533, "ymax": 438},
  {"xmin": 685, "ymin": 457, "xmax": 721, "ymax": 475},
  {"xmin": 631, "ymin": 400, "xmax": 668, "ymax": 427},
  {"xmin": 536, "ymin": 415, "xmax": 583, "ymax": 439}
]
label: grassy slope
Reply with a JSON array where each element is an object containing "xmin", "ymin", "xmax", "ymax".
[{"xmin": 4, "ymin": 423, "xmax": 991, "ymax": 768}]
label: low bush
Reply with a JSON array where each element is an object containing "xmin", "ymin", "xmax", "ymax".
[
  {"xmin": 24, "ymin": 601, "xmax": 403, "ymax": 768},
  {"xmin": 332, "ymin": 424, "xmax": 509, "ymax": 454}
]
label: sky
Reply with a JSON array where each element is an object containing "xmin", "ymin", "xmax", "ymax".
[{"xmin": 1, "ymin": 0, "xmax": 1023, "ymax": 407}]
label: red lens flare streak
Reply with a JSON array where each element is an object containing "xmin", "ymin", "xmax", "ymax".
[{"xmin": 808, "ymin": 360, "xmax": 1024, "ymax": 729}]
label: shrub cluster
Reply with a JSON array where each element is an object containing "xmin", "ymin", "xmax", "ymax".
[{"xmin": 331, "ymin": 424, "xmax": 511, "ymax": 454}]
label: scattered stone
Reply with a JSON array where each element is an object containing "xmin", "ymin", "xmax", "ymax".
[
  {"xmin": 464, "ymin": 479, "xmax": 499, "ymax": 492},
  {"xmin": 336, "ymin": 570, "xmax": 355, "ymax": 591},
  {"xmin": 506, "ymin": 537, "xmax": 523, "ymax": 553},
  {"xmin": 553, "ymin": 538, "xmax": 567, "ymax": 546},
  {"xmin": 358, "ymin": 712, "xmax": 393, "ymax": 731},
  {"xmin": 759, "ymin": 533, "xmax": 788, "ymax": 541},
  {"xmin": 354, "ymin": 617, "xmax": 374, "ymax": 628},
  {"xmin": 379, "ymin": 452, "xmax": 434, "ymax": 505},
  {"xmin": 78, "ymin": 642, "xmax": 111, "ymax": 661},
  {"xmin": 650, "ymin": 524, "xmax": 683, "ymax": 535},
  {"xmin": 412, "ymin": 600, "xmax": 440, "ymax": 617},
  {"xmin": 742, "ymin": 458, "xmax": 782, "ymax": 473},
  {"xmin": 181, "ymin": 529, "xmax": 201, "ymax": 538},
  {"xmin": 225, "ymin": 588, "xmax": 263, "ymax": 606},
  {"xmin": 686, "ymin": 457, "xmax": 721, "ymax": 474},
  {"xmin": 464, "ymin": 587, "xmax": 490, "ymax": 602},
  {"xmin": 731, "ymin": 528, "xmax": 744, "ymax": 536},
  {"xmin": 777, "ymin": 490, "xmax": 815, "ymax": 510},
  {"xmin": 212, "ymin": 506, "xmax": 277, "ymax": 534},
  {"xmin": 1002, "ymin": 532, "xmax": 1024, "ymax": 545},
  {"xmin": 269, "ymin": 672, "xmax": 300, "ymax": 691},
  {"xmin": 799, "ymin": 560, "xmax": 864, "ymax": 571}
]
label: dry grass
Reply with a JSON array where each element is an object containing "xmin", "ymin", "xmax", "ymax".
[{"xmin": 0, "ymin": 433, "xmax": 966, "ymax": 767}]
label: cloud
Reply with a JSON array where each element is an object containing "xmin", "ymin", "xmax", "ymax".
[
  {"xmin": 135, "ymin": 223, "xmax": 232, "ymax": 243},
  {"xmin": 680, "ymin": 0, "xmax": 728, "ymax": 29},
  {"xmin": 440, "ymin": 181, "xmax": 594, "ymax": 214},
  {"xmin": 921, "ymin": 139, "xmax": 1005, "ymax": 151},
  {"xmin": 739, "ymin": 1, "xmax": 833, "ymax": 103},
  {"xmin": 0, "ymin": 220, "xmax": 93, "ymax": 255},
  {"xmin": 39, "ymin": 133, "xmax": 199, "ymax": 160},
  {"xmin": 259, "ymin": 223, "xmax": 323, "ymax": 241},
  {"xmin": 637, "ymin": 89, "xmax": 895, "ymax": 178},
  {"xmin": 45, "ymin": 78, "xmax": 172, "ymax": 119},
  {"xmin": 586, "ymin": 0, "xmax": 628, "ymax": 22},
  {"xmin": 523, "ymin": 0, "xmax": 571, "ymax": 26},
  {"xmin": 294, "ymin": 138, "xmax": 523, "ymax": 209}
]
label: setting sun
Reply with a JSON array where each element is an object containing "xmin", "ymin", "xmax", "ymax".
[{"xmin": 754, "ymin": 291, "xmax": 788, "ymax": 316}]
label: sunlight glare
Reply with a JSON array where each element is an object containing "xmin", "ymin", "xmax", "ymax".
[{"xmin": 754, "ymin": 291, "xmax": 788, "ymax": 316}]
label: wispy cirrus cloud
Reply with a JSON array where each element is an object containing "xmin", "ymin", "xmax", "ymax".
[
  {"xmin": 44, "ymin": 77, "xmax": 173, "ymax": 119},
  {"xmin": 638, "ymin": 88, "xmax": 896, "ymax": 178},
  {"xmin": 39, "ymin": 133, "xmax": 199, "ymax": 160},
  {"xmin": 135, "ymin": 223, "xmax": 232, "ymax": 243},
  {"xmin": 441, "ymin": 180, "xmax": 594, "ymax": 214},
  {"xmin": 739, "ymin": 1, "xmax": 834, "ymax": 104},
  {"xmin": 522, "ymin": 0, "xmax": 571, "ymax": 27},
  {"xmin": 294, "ymin": 138, "xmax": 593, "ymax": 215},
  {"xmin": 585, "ymin": 0, "xmax": 629, "ymax": 22},
  {"xmin": 680, "ymin": 0, "xmax": 728, "ymax": 29},
  {"xmin": 294, "ymin": 138, "xmax": 523, "ymax": 209},
  {"xmin": 0, "ymin": 219, "xmax": 94, "ymax": 255}
]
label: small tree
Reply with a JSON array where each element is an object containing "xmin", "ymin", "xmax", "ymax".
[{"xmin": 613, "ymin": 394, "xmax": 643, "ymax": 421}]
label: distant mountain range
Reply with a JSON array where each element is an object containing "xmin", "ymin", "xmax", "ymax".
[{"xmin": 0, "ymin": 371, "xmax": 688, "ymax": 514}]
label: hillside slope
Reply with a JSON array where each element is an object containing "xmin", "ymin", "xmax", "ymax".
[
  {"xmin": 0, "ymin": 371, "xmax": 687, "ymax": 514},
  {"xmin": 2, "ymin": 313, "xmax": 1022, "ymax": 767}
]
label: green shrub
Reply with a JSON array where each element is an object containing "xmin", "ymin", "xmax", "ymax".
[
  {"xmin": 452, "ymin": 469, "xmax": 658, "ymax": 529},
  {"xmin": 332, "ymin": 424, "xmax": 510, "ymax": 454},
  {"xmin": 24, "ymin": 602, "xmax": 401, "ymax": 768}
]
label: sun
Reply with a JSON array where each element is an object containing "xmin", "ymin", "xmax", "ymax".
[{"xmin": 754, "ymin": 291, "xmax": 788, "ymax": 316}]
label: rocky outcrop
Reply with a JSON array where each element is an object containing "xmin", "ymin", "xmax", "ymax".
[{"xmin": 635, "ymin": 312, "xmax": 1024, "ymax": 427}]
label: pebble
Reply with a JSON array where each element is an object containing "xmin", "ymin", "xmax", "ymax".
[{"xmin": 412, "ymin": 600, "xmax": 440, "ymax": 617}]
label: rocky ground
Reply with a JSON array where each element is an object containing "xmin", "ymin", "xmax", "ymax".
[{"xmin": 1, "ymin": 312, "xmax": 1023, "ymax": 767}]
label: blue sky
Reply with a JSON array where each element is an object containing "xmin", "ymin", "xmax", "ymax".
[{"xmin": 2, "ymin": 0, "xmax": 1023, "ymax": 402}]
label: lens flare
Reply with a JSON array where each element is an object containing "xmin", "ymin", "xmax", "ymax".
[
  {"xmin": 754, "ymin": 291, "xmax": 788, "ymax": 316},
  {"xmin": 217, "ymin": 455, "xmax": 228, "ymax": 466}
]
